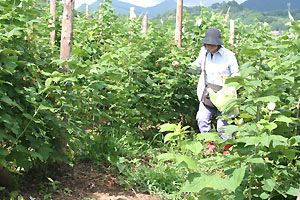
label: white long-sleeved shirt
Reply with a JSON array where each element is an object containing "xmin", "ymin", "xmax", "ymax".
[{"xmin": 190, "ymin": 46, "xmax": 240, "ymax": 101}]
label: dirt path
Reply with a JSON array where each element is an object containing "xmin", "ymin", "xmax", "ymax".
[{"xmin": 19, "ymin": 162, "xmax": 162, "ymax": 200}]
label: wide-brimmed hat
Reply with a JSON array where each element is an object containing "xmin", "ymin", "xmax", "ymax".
[{"xmin": 200, "ymin": 28, "xmax": 224, "ymax": 45}]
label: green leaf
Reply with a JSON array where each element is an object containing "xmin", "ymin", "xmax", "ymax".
[
  {"xmin": 145, "ymin": 76, "xmax": 154, "ymax": 86},
  {"xmin": 286, "ymin": 187, "xmax": 299, "ymax": 196},
  {"xmin": 227, "ymin": 166, "xmax": 247, "ymax": 192},
  {"xmin": 246, "ymin": 157, "xmax": 265, "ymax": 164},
  {"xmin": 0, "ymin": 158, "xmax": 7, "ymax": 167},
  {"xmin": 243, "ymin": 136, "xmax": 262, "ymax": 147},
  {"xmin": 159, "ymin": 123, "xmax": 177, "ymax": 132},
  {"xmin": 281, "ymin": 149, "xmax": 298, "ymax": 160},
  {"xmin": 45, "ymin": 78, "xmax": 53, "ymax": 88},
  {"xmin": 29, "ymin": 151, "xmax": 44, "ymax": 161},
  {"xmin": 40, "ymin": 104, "xmax": 56, "ymax": 112},
  {"xmin": 261, "ymin": 133, "xmax": 271, "ymax": 147},
  {"xmin": 38, "ymin": 146, "xmax": 53, "ymax": 161},
  {"xmin": 182, "ymin": 174, "xmax": 227, "ymax": 192},
  {"xmin": 23, "ymin": 113, "xmax": 33, "ymax": 120},
  {"xmin": 176, "ymin": 155, "xmax": 197, "ymax": 170},
  {"xmin": 264, "ymin": 122, "xmax": 277, "ymax": 132},
  {"xmin": 275, "ymin": 115, "xmax": 293, "ymax": 124},
  {"xmin": 157, "ymin": 153, "xmax": 176, "ymax": 162},
  {"xmin": 185, "ymin": 141, "xmax": 203, "ymax": 156},
  {"xmin": 1, "ymin": 96, "xmax": 23, "ymax": 111},
  {"xmin": 260, "ymin": 192, "xmax": 270, "ymax": 199},
  {"xmin": 0, "ymin": 80, "xmax": 13, "ymax": 86},
  {"xmin": 6, "ymin": 27, "xmax": 23, "ymax": 37},
  {"xmin": 253, "ymin": 163, "xmax": 267, "ymax": 177},
  {"xmin": 241, "ymin": 47, "xmax": 259, "ymax": 56},
  {"xmin": 245, "ymin": 80, "xmax": 262, "ymax": 88},
  {"xmin": 0, "ymin": 148, "xmax": 8, "ymax": 156},
  {"xmin": 262, "ymin": 178, "xmax": 276, "ymax": 192},
  {"xmin": 289, "ymin": 136, "xmax": 300, "ymax": 146},
  {"xmin": 270, "ymin": 135, "xmax": 288, "ymax": 148},
  {"xmin": 254, "ymin": 96, "xmax": 280, "ymax": 103},
  {"xmin": 224, "ymin": 125, "xmax": 239, "ymax": 136},
  {"xmin": 16, "ymin": 145, "xmax": 29, "ymax": 153},
  {"xmin": 164, "ymin": 132, "xmax": 179, "ymax": 142},
  {"xmin": 260, "ymin": 134, "xmax": 288, "ymax": 148},
  {"xmin": 197, "ymin": 132, "xmax": 218, "ymax": 142},
  {"xmin": 16, "ymin": 155, "xmax": 31, "ymax": 171}
]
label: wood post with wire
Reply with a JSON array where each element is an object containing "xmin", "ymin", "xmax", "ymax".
[
  {"xmin": 223, "ymin": 6, "xmax": 231, "ymax": 27},
  {"xmin": 50, "ymin": 0, "xmax": 56, "ymax": 46},
  {"xmin": 142, "ymin": 14, "xmax": 148, "ymax": 34},
  {"xmin": 86, "ymin": 4, "xmax": 89, "ymax": 16},
  {"xmin": 175, "ymin": 0, "xmax": 183, "ymax": 47},
  {"xmin": 60, "ymin": 0, "xmax": 74, "ymax": 70},
  {"xmin": 130, "ymin": 7, "xmax": 136, "ymax": 19}
]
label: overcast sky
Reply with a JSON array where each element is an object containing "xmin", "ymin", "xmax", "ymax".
[{"xmin": 75, "ymin": 0, "xmax": 247, "ymax": 8}]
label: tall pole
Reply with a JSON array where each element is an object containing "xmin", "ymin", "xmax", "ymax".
[
  {"xmin": 130, "ymin": 7, "xmax": 136, "ymax": 19},
  {"xmin": 175, "ymin": 0, "xmax": 183, "ymax": 47},
  {"xmin": 223, "ymin": 6, "xmax": 231, "ymax": 27},
  {"xmin": 86, "ymin": 4, "xmax": 89, "ymax": 16},
  {"xmin": 60, "ymin": 0, "xmax": 74, "ymax": 70},
  {"xmin": 50, "ymin": 0, "xmax": 56, "ymax": 46},
  {"xmin": 142, "ymin": 14, "xmax": 148, "ymax": 34}
]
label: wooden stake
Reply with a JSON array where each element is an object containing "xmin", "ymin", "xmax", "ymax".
[
  {"xmin": 142, "ymin": 14, "xmax": 148, "ymax": 34},
  {"xmin": 229, "ymin": 20, "xmax": 235, "ymax": 46},
  {"xmin": 223, "ymin": 6, "xmax": 231, "ymax": 27},
  {"xmin": 50, "ymin": 0, "xmax": 56, "ymax": 46},
  {"xmin": 130, "ymin": 7, "xmax": 136, "ymax": 19},
  {"xmin": 86, "ymin": 4, "xmax": 89, "ymax": 16},
  {"xmin": 175, "ymin": 0, "xmax": 183, "ymax": 47},
  {"xmin": 60, "ymin": 0, "xmax": 74, "ymax": 70}
]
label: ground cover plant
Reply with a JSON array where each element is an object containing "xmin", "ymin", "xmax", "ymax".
[{"xmin": 0, "ymin": 0, "xmax": 299, "ymax": 199}]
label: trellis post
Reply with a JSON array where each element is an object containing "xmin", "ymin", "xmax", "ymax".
[
  {"xmin": 60, "ymin": 0, "xmax": 74, "ymax": 70},
  {"xmin": 142, "ymin": 14, "xmax": 148, "ymax": 34},
  {"xmin": 50, "ymin": 0, "xmax": 56, "ymax": 45},
  {"xmin": 175, "ymin": 0, "xmax": 183, "ymax": 47},
  {"xmin": 130, "ymin": 7, "xmax": 136, "ymax": 19},
  {"xmin": 229, "ymin": 19, "xmax": 235, "ymax": 46},
  {"xmin": 86, "ymin": 4, "xmax": 89, "ymax": 16},
  {"xmin": 223, "ymin": 6, "xmax": 231, "ymax": 27}
]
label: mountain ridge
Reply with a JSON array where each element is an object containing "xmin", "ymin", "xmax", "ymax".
[
  {"xmin": 241, "ymin": 0, "xmax": 300, "ymax": 12},
  {"xmin": 77, "ymin": 0, "xmax": 177, "ymax": 17},
  {"xmin": 77, "ymin": 0, "xmax": 300, "ymax": 17}
]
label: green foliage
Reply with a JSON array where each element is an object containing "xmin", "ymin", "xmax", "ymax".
[
  {"xmin": 0, "ymin": 0, "xmax": 72, "ymax": 171},
  {"xmin": 154, "ymin": 15, "xmax": 300, "ymax": 200},
  {"xmin": 0, "ymin": 0, "xmax": 198, "ymax": 174}
]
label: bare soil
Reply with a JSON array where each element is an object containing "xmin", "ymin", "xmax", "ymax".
[{"xmin": 16, "ymin": 162, "xmax": 162, "ymax": 200}]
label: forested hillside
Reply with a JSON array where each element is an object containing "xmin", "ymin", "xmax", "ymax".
[
  {"xmin": 242, "ymin": 0, "xmax": 300, "ymax": 12},
  {"xmin": 154, "ymin": 1, "xmax": 300, "ymax": 31}
]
